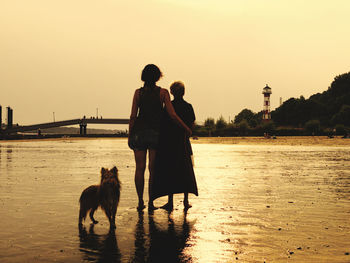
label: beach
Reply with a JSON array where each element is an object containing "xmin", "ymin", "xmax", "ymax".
[{"xmin": 0, "ymin": 137, "xmax": 349, "ymax": 262}]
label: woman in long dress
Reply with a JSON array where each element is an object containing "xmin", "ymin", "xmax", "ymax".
[
  {"xmin": 151, "ymin": 81, "xmax": 198, "ymax": 210},
  {"xmin": 128, "ymin": 65, "xmax": 192, "ymax": 211}
]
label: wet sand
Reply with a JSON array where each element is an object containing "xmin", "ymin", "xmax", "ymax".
[
  {"xmin": 3, "ymin": 135, "xmax": 350, "ymax": 147},
  {"xmin": 0, "ymin": 138, "xmax": 349, "ymax": 262}
]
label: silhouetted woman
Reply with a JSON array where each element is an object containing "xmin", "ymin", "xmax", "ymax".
[
  {"xmin": 151, "ymin": 81, "xmax": 198, "ymax": 210},
  {"xmin": 128, "ymin": 64, "xmax": 192, "ymax": 211}
]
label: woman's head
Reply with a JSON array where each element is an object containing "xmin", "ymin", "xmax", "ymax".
[
  {"xmin": 170, "ymin": 81, "xmax": 185, "ymax": 98},
  {"xmin": 141, "ymin": 64, "xmax": 163, "ymax": 84}
]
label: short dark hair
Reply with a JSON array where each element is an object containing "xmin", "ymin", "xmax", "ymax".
[
  {"xmin": 141, "ymin": 64, "xmax": 163, "ymax": 83},
  {"xmin": 170, "ymin": 81, "xmax": 185, "ymax": 98}
]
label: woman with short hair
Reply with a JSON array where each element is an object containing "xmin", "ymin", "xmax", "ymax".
[{"xmin": 151, "ymin": 81, "xmax": 198, "ymax": 210}]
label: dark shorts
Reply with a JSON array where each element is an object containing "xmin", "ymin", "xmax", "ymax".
[{"xmin": 128, "ymin": 129, "xmax": 159, "ymax": 151}]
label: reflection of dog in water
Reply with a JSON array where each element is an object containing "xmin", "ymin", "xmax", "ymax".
[
  {"xmin": 79, "ymin": 224, "xmax": 121, "ymax": 262},
  {"xmin": 79, "ymin": 167, "xmax": 121, "ymax": 229}
]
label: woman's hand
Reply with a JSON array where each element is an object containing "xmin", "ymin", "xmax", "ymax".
[{"xmin": 185, "ymin": 126, "xmax": 192, "ymax": 137}]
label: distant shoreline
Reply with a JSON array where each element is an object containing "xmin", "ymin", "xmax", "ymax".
[
  {"xmin": 0, "ymin": 134, "xmax": 127, "ymax": 141},
  {"xmin": 191, "ymin": 136, "xmax": 350, "ymax": 147},
  {"xmin": 0, "ymin": 135, "xmax": 349, "ymax": 147}
]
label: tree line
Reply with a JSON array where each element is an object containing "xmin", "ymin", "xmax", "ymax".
[{"xmin": 194, "ymin": 72, "xmax": 350, "ymax": 137}]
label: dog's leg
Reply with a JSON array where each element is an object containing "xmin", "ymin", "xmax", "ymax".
[
  {"xmin": 79, "ymin": 207, "xmax": 87, "ymax": 226},
  {"xmin": 89, "ymin": 207, "xmax": 99, "ymax": 224},
  {"xmin": 103, "ymin": 206, "xmax": 115, "ymax": 229},
  {"xmin": 110, "ymin": 203, "xmax": 117, "ymax": 229},
  {"xmin": 107, "ymin": 208, "xmax": 113, "ymax": 228}
]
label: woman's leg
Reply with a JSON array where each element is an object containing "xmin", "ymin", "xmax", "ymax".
[
  {"xmin": 184, "ymin": 193, "xmax": 192, "ymax": 209},
  {"xmin": 148, "ymin": 149, "xmax": 157, "ymax": 210},
  {"xmin": 160, "ymin": 194, "xmax": 174, "ymax": 211},
  {"xmin": 134, "ymin": 150, "xmax": 147, "ymax": 210}
]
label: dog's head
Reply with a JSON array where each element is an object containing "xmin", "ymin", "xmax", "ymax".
[{"xmin": 100, "ymin": 166, "xmax": 119, "ymax": 183}]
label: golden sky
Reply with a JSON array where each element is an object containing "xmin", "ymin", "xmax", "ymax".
[{"xmin": 1, "ymin": 0, "xmax": 350, "ymax": 125}]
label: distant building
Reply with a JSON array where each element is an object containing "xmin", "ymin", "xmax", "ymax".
[
  {"xmin": 262, "ymin": 85, "xmax": 272, "ymax": 121},
  {"xmin": 7, "ymin": 107, "xmax": 13, "ymax": 129}
]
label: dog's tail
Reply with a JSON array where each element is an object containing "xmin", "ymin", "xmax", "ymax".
[
  {"xmin": 79, "ymin": 199, "xmax": 88, "ymax": 224},
  {"xmin": 79, "ymin": 185, "xmax": 99, "ymax": 224}
]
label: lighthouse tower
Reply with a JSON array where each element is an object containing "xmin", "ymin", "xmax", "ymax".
[{"xmin": 262, "ymin": 84, "xmax": 272, "ymax": 121}]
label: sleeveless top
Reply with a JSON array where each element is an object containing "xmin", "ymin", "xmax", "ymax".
[{"xmin": 135, "ymin": 86, "xmax": 163, "ymax": 131}]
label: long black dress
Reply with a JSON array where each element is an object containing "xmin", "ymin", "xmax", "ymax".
[{"xmin": 151, "ymin": 98, "xmax": 198, "ymax": 200}]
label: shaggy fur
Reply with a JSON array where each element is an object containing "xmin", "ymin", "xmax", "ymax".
[{"xmin": 78, "ymin": 166, "xmax": 121, "ymax": 229}]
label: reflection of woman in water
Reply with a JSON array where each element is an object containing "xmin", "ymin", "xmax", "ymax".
[
  {"xmin": 128, "ymin": 64, "xmax": 192, "ymax": 211},
  {"xmin": 132, "ymin": 212, "xmax": 147, "ymax": 262},
  {"xmin": 151, "ymin": 81, "xmax": 198, "ymax": 210},
  {"xmin": 135, "ymin": 211, "xmax": 192, "ymax": 262},
  {"xmin": 131, "ymin": 211, "xmax": 192, "ymax": 262}
]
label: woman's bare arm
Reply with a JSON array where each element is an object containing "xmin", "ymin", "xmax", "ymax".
[
  {"xmin": 161, "ymin": 89, "xmax": 192, "ymax": 136},
  {"xmin": 129, "ymin": 89, "xmax": 139, "ymax": 134}
]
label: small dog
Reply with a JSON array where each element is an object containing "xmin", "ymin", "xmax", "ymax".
[{"xmin": 79, "ymin": 166, "xmax": 121, "ymax": 229}]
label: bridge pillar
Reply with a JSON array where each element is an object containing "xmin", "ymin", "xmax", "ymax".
[
  {"xmin": 79, "ymin": 124, "xmax": 87, "ymax": 136},
  {"xmin": 83, "ymin": 124, "xmax": 87, "ymax": 135}
]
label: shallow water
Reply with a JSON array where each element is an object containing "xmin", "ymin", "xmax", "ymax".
[{"xmin": 0, "ymin": 138, "xmax": 349, "ymax": 263}]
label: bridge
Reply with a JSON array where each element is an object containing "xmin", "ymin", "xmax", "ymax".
[{"xmin": 1, "ymin": 118, "xmax": 129, "ymax": 135}]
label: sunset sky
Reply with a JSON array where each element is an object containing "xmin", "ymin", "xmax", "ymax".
[{"xmin": 1, "ymin": 0, "xmax": 349, "ymax": 126}]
